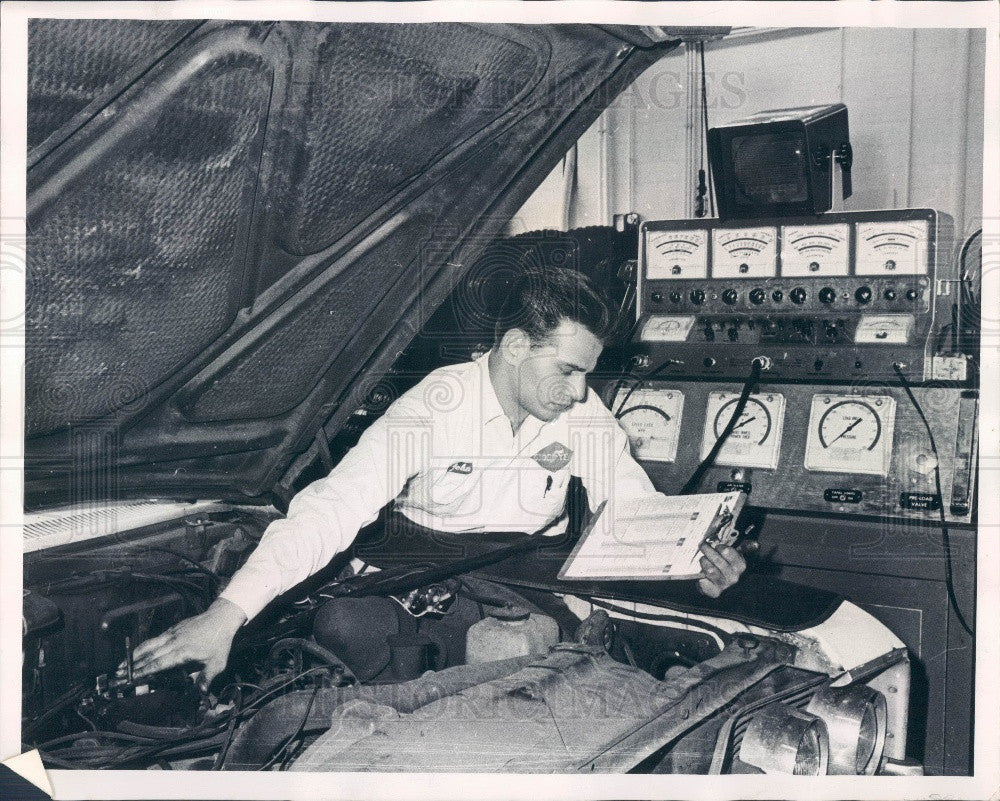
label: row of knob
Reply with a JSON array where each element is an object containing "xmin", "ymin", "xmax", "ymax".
[{"xmin": 651, "ymin": 286, "xmax": 920, "ymax": 305}]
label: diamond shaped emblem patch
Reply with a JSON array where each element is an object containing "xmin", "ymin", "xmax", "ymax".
[{"xmin": 531, "ymin": 442, "xmax": 572, "ymax": 472}]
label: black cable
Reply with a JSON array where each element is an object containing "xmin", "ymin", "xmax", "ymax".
[
  {"xmin": 892, "ymin": 363, "xmax": 974, "ymax": 637},
  {"xmin": 35, "ymin": 730, "xmax": 157, "ymax": 750},
  {"xmin": 42, "ymin": 665, "xmax": 336, "ymax": 769},
  {"xmin": 680, "ymin": 359, "xmax": 763, "ymax": 495},
  {"xmin": 262, "ymin": 685, "xmax": 319, "ymax": 771},
  {"xmin": 694, "ymin": 42, "xmax": 708, "ymax": 218},
  {"xmin": 956, "ymin": 228, "xmax": 982, "ymax": 355},
  {"xmin": 456, "ymin": 577, "xmax": 515, "ymax": 608},
  {"xmin": 700, "ymin": 42, "xmax": 715, "ymax": 218},
  {"xmin": 614, "ymin": 355, "xmax": 683, "ymax": 418},
  {"xmin": 958, "ymin": 228, "xmax": 981, "ymax": 292},
  {"xmin": 697, "ymin": 43, "xmax": 705, "ymax": 175},
  {"xmin": 211, "ymin": 687, "xmax": 243, "ymax": 770},
  {"xmin": 146, "ymin": 547, "xmax": 222, "ymax": 590}
]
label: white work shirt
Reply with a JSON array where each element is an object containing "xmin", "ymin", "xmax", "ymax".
[{"xmin": 220, "ymin": 353, "xmax": 656, "ymax": 620}]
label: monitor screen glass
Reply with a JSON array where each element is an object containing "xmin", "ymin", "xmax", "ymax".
[{"xmin": 732, "ymin": 133, "xmax": 809, "ymax": 205}]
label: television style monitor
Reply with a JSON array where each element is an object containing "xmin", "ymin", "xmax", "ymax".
[{"xmin": 708, "ymin": 103, "xmax": 852, "ymax": 220}]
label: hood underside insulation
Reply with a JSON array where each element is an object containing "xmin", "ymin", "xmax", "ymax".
[{"xmin": 25, "ymin": 20, "xmax": 678, "ymax": 506}]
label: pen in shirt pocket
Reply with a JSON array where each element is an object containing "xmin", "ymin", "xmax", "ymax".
[{"xmin": 543, "ymin": 475, "xmax": 553, "ymax": 497}]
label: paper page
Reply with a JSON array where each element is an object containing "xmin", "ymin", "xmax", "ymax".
[{"xmin": 559, "ymin": 491, "xmax": 744, "ymax": 581}]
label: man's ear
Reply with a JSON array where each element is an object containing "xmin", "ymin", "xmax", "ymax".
[{"xmin": 498, "ymin": 328, "xmax": 531, "ymax": 366}]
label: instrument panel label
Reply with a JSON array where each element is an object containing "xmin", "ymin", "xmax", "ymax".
[
  {"xmin": 717, "ymin": 481, "xmax": 752, "ymax": 494},
  {"xmin": 824, "ymin": 488, "xmax": 862, "ymax": 504},
  {"xmin": 900, "ymin": 492, "xmax": 942, "ymax": 511}
]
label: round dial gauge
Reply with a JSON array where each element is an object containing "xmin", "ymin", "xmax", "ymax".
[
  {"xmin": 818, "ymin": 400, "xmax": 881, "ymax": 450},
  {"xmin": 701, "ymin": 391, "xmax": 786, "ymax": 469},
  {"xmin": 614, "ymin": 388, "xmax": 685, "ymax": 462},
  {"xmin": 645, "ymin": 229, "xmax": 708, "ymax": 280},
  {"xmin": 714, "ymin": 397, "xmax": 772, "ymax": 445},
  {"xmin": 805, "ymin": 394, "xmax": 897, "ymax": 476},
  {"xmin": 855, "ymin": 220, "xmax": 929, "ymax": 275},
  {"xmin": 780, "ymin": 223, "xmax": 850, "ymax": 277},
  {"xmin": 712, "ymin": 227, "xmax": 778, "ymax": 279}
]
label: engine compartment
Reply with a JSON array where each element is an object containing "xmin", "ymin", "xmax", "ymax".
[{"xmin": 21, "ymin": 505, "xmax": 909, "ymax": 774}]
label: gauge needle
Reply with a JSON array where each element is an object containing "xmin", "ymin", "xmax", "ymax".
[
  {"xmin": 827, "ymin": 417, "xmax": 863, "ymax": 446},
  {"xmin": 732, "ymin": 416, "xmax": 756, "ymax": 431}
]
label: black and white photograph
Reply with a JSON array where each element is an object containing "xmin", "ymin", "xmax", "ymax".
[{"xmin": 1, "ymin": 2, "xmax": 997, "ymax": 799}]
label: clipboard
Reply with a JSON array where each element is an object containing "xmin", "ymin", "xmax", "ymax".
[{"xmin": 557, "ymin": 491, "xmax": 747, "ymax": 581}]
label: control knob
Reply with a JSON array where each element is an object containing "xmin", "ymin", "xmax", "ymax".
[
  {"xmin": 790, "ymin": 287, "xmax": 807, "ymax": 304},
  {"xmin": 905, "ymin": 288, "xmax": 920, "ymax": 301},
  {"xmin": 818, "ymin": 287, "xmax": 836, "ymax": 304},
  {"xmin": 884, "ymin": 288, "xmax": 897, "ymax": 301},
  {"xmin": 690, "ymin": 289, "xmax": 706, "ymax": 305},
  {"xmin": 855, "ymin": 285, "xmax": 873, "ymax": 304},
  {"xmin": 749, "ymin": 288, "xmax": 766, "ymax": 305},
  {"xmin": 722, "ymin": 288, "xmax": 739, "ymax": 305},
  {"xmin": 651, "ymin": 292, "xmax": 663, "ymax": 304},
  {"xmin": 669, "ymin": 291, "xmax": 682, "ymax": 304}
]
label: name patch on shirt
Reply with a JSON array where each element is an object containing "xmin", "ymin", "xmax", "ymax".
[
  {"xmin": 532, "ymin": 442, "xmax": 572, "ymax": 472},
  {"xmin": 447, "ymin": 461, "xmax": 473, "ymax": 475}
]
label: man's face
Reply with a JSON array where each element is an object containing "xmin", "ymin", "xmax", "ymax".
[{"xmin": 514, "ymin": 318, "xmax": 603, "ymax": 422}]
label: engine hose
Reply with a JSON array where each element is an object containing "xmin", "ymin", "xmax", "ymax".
[{"xmin": 267, "ymin": 638, "xmax": 357, "ymax": 684}]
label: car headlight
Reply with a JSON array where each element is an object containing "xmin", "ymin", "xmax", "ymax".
[
  {"xmin": 806, "ymin": 685, "xmax": 887, "ymax": 775},
  {"xmin": 739, "ymin": 703, "xmax": 830, "ymax": 775}
]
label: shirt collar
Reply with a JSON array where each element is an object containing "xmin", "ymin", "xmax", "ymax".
[
  {"xmin": 474, "ymin": 351, "xmax": 507, "ymax": 425},
  {"xmin": 474, "ymin": 352, "xmax": 550, "ymax": 440}
]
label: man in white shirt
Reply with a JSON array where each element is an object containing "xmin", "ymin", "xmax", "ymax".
[{"xmin": 131, "ymin": 267, "xmax": 746, "ymax": 687}]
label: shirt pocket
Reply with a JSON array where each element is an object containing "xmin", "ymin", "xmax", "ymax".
[
  {"xmin": 429, "ymin": 462, "xmax": 479, "ymax": 508},
  {"xmin": 517, "ymin": 464, "xmax": 571, "ymax": 519}
]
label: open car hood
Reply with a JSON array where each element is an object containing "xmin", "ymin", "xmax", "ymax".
[{"xmin": 25, "ymin": 20, "xmax": 699, "ymax": 508}]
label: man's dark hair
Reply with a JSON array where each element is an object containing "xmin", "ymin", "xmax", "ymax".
[{"xmin": 492, "ymin": 267, "xmax": 615, "ymax": 347}]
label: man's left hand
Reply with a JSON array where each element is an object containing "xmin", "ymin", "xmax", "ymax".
[{"xmin": 697, "ymin": 542, "xmax": 746, "ymax": 598}]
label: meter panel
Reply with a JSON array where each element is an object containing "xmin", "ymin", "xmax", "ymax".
[
  {"xmin": 780, "ymin": 223, "xmax": 850, "ymax": 277},
  {"xmin": 804, "ymin": 394, "xmax": 896, "ymax": 476},
  {"xmin": 637, "ymin": 210, "xmax": 945, "ymax": 381},
  {"xmin": 599, "ymin": 381, "xmax": 975, "ymax": 525},
  {"xmin": 855, "ymin": 220, "xmax": 930, "ymax": 275},
  {"xmin": 645, "ymin": 230, "xmax": 708, "ymax": 280},
  {"xmin": 711, "ymin": 227, "xmax": 778, "ymax": 279},
  {"xmin": 614, "ymin": 388, "xmax": 685, "ymax": 462},
  {"xmin": 639, "ymin": 315, "xmax": 695, "ymax": 343},
  {"xmin": 700, "ymin": 391, "xmax": 786, "ymax": 469}
]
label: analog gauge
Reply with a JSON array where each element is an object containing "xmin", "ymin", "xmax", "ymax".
[
  {"xmin": 855, "ymin": 220, "xmax": 930, "ymax": 275},
  {"xmin": 701, "ymin": 391, "xmax": 786, "ymax": 469},
  {"xmin": 854, "ymin": 314, "xmax": 914, "ymax": 344},
  {"xmin": 712, "ymin": 227, "xmax": 778, "ymax": 279},
  {"xmin": 780, "ymin": 224, "xmax": 850, "ymax": 277},
  {"xmin": 639, "ymin": 315, "xmax": 695, "ymax": 343},
  {"xmin": 805, "ymin": 394, "xmax": 897, "ymax": 476},
  {"xmin": 645, "ymin": 229, "xmax": 708, "ymax": 280},
  {"xmin": 614, "ymin": 388, "xmax": 685, "ymax": 462}
]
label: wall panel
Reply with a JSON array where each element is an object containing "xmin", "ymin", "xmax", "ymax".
[{"xmin": 513, "ymin": 27, "xmax": 983, "ymax": 249}]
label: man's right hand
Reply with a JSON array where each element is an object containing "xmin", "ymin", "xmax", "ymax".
[{"xmin": 129, "ymin": 597, "xmax": 247, "ymax": 691}]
